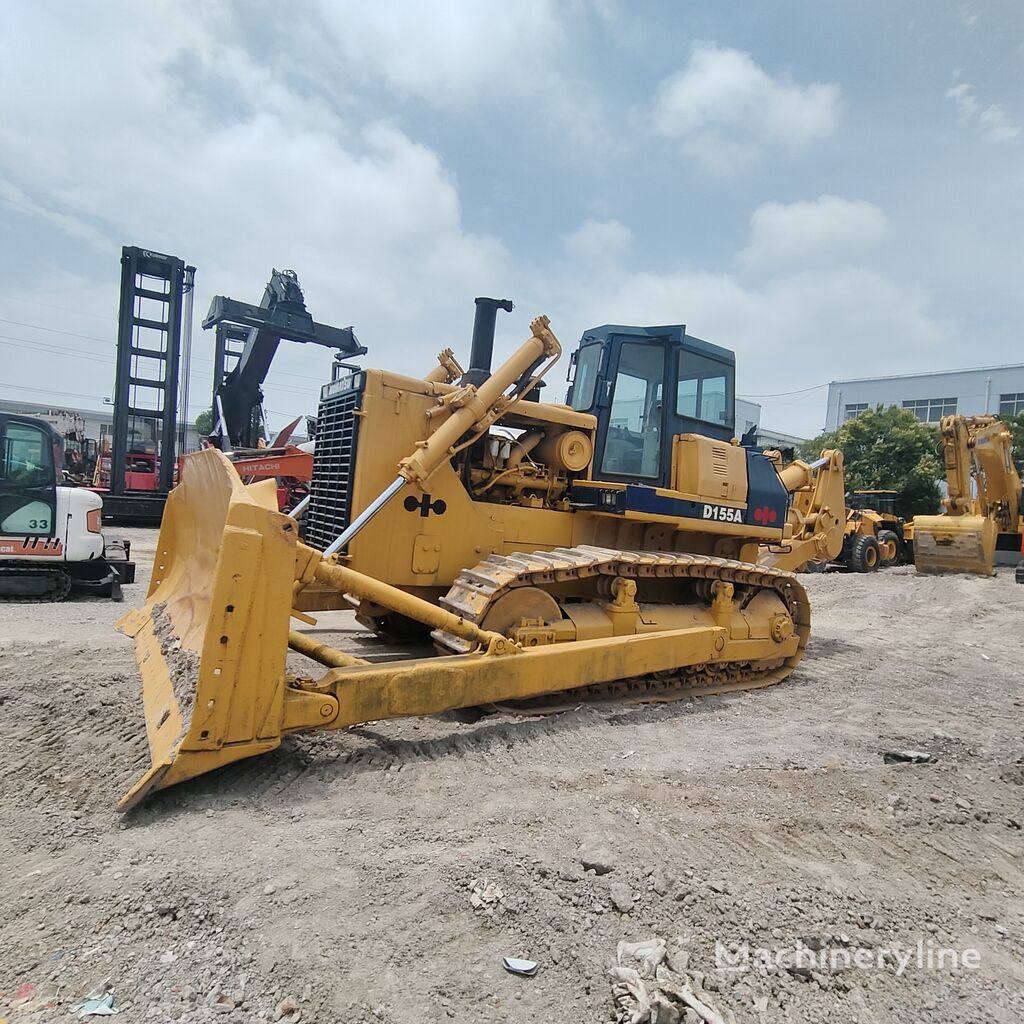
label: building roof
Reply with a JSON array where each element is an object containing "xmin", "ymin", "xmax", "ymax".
[{"xmin": 827, "ymin": 363, "xmax": 1024, "ymax": 387}]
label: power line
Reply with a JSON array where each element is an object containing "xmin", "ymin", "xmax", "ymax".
[
  {"xmin": 0, "ymin": 334, "xmax": 115, "ymax": 363},
  {"xmin": 0, "ymin": 381, "xmax": 111, "ymax": 404},
  {"xmin": 0, "ymin": 334, "xmax": 326, "ymax": 398},
  {"xmin": 0, "ymin": 317, "xmax": 113, "ymax": 345},
  {"xmin": 2, "ymin": 295, "xmax": 114, "ymax": 323},
  {"xmin": 0, "ymin": 315, "xmax": 344, "ymax": 386},
  {"xmin": 738, "ymin": 382, "xmax": 828, "ymax": 399}
]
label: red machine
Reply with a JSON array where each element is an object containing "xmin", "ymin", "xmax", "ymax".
[{"xmin": 227, "ymin": 445, "xmax": 313, "ymax": 510}]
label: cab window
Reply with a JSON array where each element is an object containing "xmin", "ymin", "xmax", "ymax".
[
  {"xmin": 2, "ymin": 423, "xmax": 53, "ymax": 489},
  {"xmin": 602, "ymin": 342, "xmax": 664, "ymax": 478},
  {"xmin": 569, "ymin": 342, "xmax": 602, "ymax": 411},
  {"xmin": 676, "ymin": 351, "xmax": 733, "ymax": 428}
]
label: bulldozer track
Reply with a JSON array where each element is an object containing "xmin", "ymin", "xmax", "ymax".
[
  {"xmin": 0, "ymin": 565, "xmax": 72, "ymax": 602},
  {"xmin": 434, "ymin": 545, "xmax": 810, "ymax": 712}
]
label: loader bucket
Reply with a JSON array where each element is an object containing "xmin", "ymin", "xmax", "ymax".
[
  {"xmin": 115, "ymin": 449, "xmax": 298, "ymax": 810},
  {"xmin": 912, "ymin": 513, "xmax": 996, "ymax": 575}
]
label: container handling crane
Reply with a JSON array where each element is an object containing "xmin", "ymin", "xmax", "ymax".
[
  {"xmin": 913, "ymin": 415, "xmax": 1022, "ymax": 575},
  {"xmin": 115, "ymin": 300, "xmax": 845, "ymax": 810},
  {"xmin": 204, "ymin": 269, "xmax": 366, "ymax": 451}
]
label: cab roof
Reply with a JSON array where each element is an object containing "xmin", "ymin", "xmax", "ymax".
[
  {"xmin": 0, "ymin": 412, "xmax": 63, "ymax": 444},
  {"xmin": 578, "ymin": 325, "xmax": 735, "ymax": 365}
]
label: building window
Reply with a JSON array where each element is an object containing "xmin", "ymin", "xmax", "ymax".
[
  {"xmin": 902, "ymin": 398, "xmax": 957, "ymax": 423},
  {"xmin": 999, "ymin": 393, "xmax": 1024, "ymax": 416},
  {"xmin": 844, "ymin": 403, "xmax": 868, "ymax": 421}
]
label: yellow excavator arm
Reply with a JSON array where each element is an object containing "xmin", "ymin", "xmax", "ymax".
[
  {"xmin": 914, "ymin": 415, "xmax": 1022, "ymax": 575},
  {"xmin": 758, "ymin": 450, "xmax": 846, "ymax": 571}
]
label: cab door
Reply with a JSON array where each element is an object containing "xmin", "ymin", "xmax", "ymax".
[
  {"xmin": 595, "ymin": 337, "xmax": 670, "ymax": 486},
  {"xmin": 0, "ymin": 419, "xmax": 58, "ymax": 539}
]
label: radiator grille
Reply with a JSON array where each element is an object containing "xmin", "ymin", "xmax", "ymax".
[
  {"xmin": 302, "ymin": 386, "xmax": 362, "ymax": 552},
  {"xmin": 711, "ymin": 444, "xmax": 730, "ymax": 476}
]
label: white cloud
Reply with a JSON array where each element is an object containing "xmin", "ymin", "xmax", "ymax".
[
  {"xmin": 316, "ymin": 1, "xmax": 562, "ymax": 108},
  {"xmin": 979, "ymin": 104, "xmax": 1021, "ymax": 143},
  {"xmin": 946, "ymin": 79, "xmax": 1020, "ymax": 143},
  {"xmin": 739, "ymin": 196, "xmax": 889, "ymax": 268},
  {"xmin": 563, "ymin": 219, "xmax": 633, "ymax": 266},
  {"xmin": 959, "ymin": 4, "xmax": 982, "ymax": 29},
  {"xmin": 534, "ymin": 213, "xmax": 946, "ymax": 437},
  {"xmin": 945, "ymin": 82, "xmax": 979, "ymax": 122},
  {"xmin": 310, "ymin": 1, "xmax": 609, "ymax": 153},
  {"xmin": 0, "ymin": 3, "xmax": 516, "ymax": 421},
  {"xmin": 653, "ymin": 44, "xmax": 840, "ymax": 175}
]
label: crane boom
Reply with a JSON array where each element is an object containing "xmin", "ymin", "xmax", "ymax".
[{"xmin": 203, "ymin": 270, "xmax": 366, "ymax": 449}]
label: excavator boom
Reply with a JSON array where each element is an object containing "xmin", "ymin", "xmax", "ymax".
[{"xmin": 913, "ymin": 415, "xmax": 1022, "ymax": 575}]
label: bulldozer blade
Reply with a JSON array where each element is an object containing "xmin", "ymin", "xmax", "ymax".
[
  {"xmin": 116, "ymin": 450, "xmax": 298, "ymax": 810},
  {"xmin": 912, "ymin": 514, "xmax": 996, "ymax": 576}
]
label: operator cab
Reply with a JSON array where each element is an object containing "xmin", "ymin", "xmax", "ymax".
[
  {"xmin": 566, "ymin": 325, "xmax": 735, "ymax": 490},
  {"xmin": 0, "ymin": 413, "xmax": 61, "ymax": 537},
  {"xmin": 847, "ymin": 489, "xmax": 899, "ymax": 517}
]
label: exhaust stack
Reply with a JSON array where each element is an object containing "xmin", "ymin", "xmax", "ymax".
[{"xmin": 462, "ymin": 297, "xmax": 513, "ymax": 386}]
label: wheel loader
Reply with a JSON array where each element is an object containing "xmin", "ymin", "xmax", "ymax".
[
  {"xmin": 913, "ymin": 415, "xmax": 1022, "ymax": 575},
  {"xmin": 833, "ymin": 490, "xmax": 909, "ymax": 573},
  {"xmin": 116, "ymin": 301, "xmax": 846, "ymax": 809}
]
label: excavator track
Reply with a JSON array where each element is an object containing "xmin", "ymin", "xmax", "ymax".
[
  {"xmin": 434, "ymin": 545, "xmax": 810, "ymax": 712},
  {"xmin": 0, "ymin": 565, "xmax": 72, "ymax": 602}
]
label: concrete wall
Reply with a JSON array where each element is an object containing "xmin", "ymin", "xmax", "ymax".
[{"xmin": 824, "ymin": 365, "xmax": 1024, "ymax": 431}]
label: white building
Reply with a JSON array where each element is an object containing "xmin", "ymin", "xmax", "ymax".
[
  {"xmin": 736, "ymin": 397, "xmax": 806, "ymax": 450},
  {"xmin": 824, "ymin": 364, "xmax": 1024, "ymax": 432},
  {"xmin": 0, "ymin": 397, "xmax": 202, "ymax": 451}
]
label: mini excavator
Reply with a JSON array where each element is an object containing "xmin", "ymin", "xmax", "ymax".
[{"xmin": 116, "ymin": 301, "xmax": 845, "ymax": 808}]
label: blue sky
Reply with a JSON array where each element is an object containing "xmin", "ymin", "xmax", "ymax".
[{"xmin": 1, "ymin": 1, "xmax": 1020, "ymax": 436}]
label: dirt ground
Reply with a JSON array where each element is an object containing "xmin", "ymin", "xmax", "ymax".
[{"xmin": 1, "ymin": 528, "xmax": 1022, "ymax": 1023}]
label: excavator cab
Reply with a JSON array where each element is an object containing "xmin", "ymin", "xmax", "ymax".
[
  {"xmin": 568, "ymin": 326, "xmax": 735, "ymax": 488},
  {"xmin": 0, "ymin": 415, "xmax": 60, "ymax": 539}
]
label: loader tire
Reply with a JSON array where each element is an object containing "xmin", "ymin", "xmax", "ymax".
[
  {"xmin": 847, "ymin": 534, "xmax": 880, "ymax": 573},
  {"xmin": 877, "ymin": 529, "xmax": 901, "ymax": 566}
]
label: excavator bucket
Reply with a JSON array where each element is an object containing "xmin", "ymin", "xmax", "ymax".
[
  {"xmin": 116, "ymin": 450, "xmax": 298, "ymax": 810},
  {"xmin": 912, "ymin": 513, "xmax": 996, "ymax": 575}
]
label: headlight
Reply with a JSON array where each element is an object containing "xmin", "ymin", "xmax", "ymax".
[{"xmin": 86, "ymin": 508, "xmax": 103, "ymax": 534}]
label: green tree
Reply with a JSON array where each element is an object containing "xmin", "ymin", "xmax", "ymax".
[
  {"xmin": 801, "ymin": 405, "xmax": 942, "ymax": 519},
  {"xmin": 194, "ymin": 408, "xmax": 214, "ymax": 438},
  {"xmin": 1001, "ymin": 411, "xmax": 1024, "ymax": 457}
]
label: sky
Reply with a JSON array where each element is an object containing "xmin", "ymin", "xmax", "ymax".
[{"xmin": 0, "ymin": 0, "xmax": 1021, "ymax": 438}]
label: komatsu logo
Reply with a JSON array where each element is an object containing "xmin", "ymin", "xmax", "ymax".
[{"xmin": 703, "ymin": 503, "xmax": 743, "ymax": 524}]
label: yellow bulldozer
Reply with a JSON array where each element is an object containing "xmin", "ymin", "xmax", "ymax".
[
  {"xmin": 913, "ymin": 415, "xmax": 1022, "ymax": 575},
  {"xmin": 116, "ymin": 302, "xmax": 846, "ymax": 809}
]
